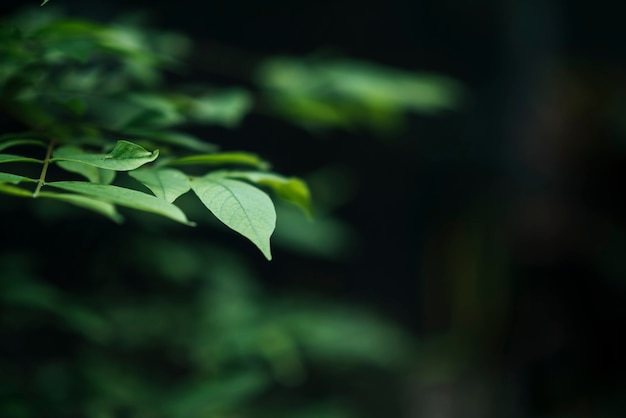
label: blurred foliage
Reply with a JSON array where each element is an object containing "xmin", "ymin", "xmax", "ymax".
[
  {"xmin": 0, "ymin": 233, "xmax": 415, "ymax": 417},
  {"xmin": 257, "ymin": 56, "xmax": 464, "ymax": 132}
]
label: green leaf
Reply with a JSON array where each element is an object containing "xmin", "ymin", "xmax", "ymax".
[
  {"xmin": 51, "ymin": 140, "xmax": 158, "ymax": 171},
  {"xmin": 257, "ymin": 57, "xmax": 465, "ymax": 131},
  {"xmin": 167, "ymin": 152, "xmax": 269, "ymax": 169},
  {"xmin": 0, "ymin": 154, "xmax": 43, "ymax": 164},
  {"xmin": 0, "ymin": 183, "xmax": 33, "ymax": 197},
  {"xmin": 191, "ymin": 174, "xmax": 276, "ymax": 260},
  {"xmin": 225, "ymin": 171, "xmax": 313, "ymax": 217},
  {"xmin": 0, "ymin": 172, "xmax": 36, "ymax": 184},
  {"xmin": 37, "ymin": 191, "xmax": 123, "ymax": 223},
  {"xmin": 53, "ymin": 146, "xmax": 116, "ymax": 184},
  {"xmin": 0, "ymin": 139, "xmax": 47, "ymax": 152},
  {"xmin": 41, "ymin": 0, "xmax": 50, "ymax": 5},
  {"xmin": 46, "ymin": 181, "xmax": 194, "ymax": 226},
  {"xmin": 129, "ymin": 168, "xmax": 190, "ymax": 203},
  {"xmin": 188, "ymin": 89, "xmax": 252, "ymax": 128}
]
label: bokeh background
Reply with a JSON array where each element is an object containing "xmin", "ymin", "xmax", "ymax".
[{"xmin": 1, "ymin": 0, "xmax": 625, "ymax": 417}]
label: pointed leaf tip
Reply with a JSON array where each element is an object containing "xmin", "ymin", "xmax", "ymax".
[{"xmin": 191, "ymin": 174, "xmax": 276, "ymax": 260}]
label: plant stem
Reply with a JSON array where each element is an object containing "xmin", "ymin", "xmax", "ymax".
[{"xmin": 33, "ymin": 140, "xmax": 54, "ymax": 198}]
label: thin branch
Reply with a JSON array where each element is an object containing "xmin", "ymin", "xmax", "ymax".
[{"xmin": 33, "ymin": 140, "xmax": 55, "ymax": 198}]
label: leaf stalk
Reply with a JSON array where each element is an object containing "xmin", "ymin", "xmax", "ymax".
[{"xmin": 33, "ymin": 140, "xmax": 55, "ymax": 198}]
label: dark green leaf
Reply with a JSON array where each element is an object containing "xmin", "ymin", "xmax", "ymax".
[
  {"xmin": 51, "ymin": 140, "xmax": 158, "ymax": 171},
  {"xmin": 167, "ymin": 152, "xmax": 269, "ymax": 169},
  {"xmin": 47, "ymin": 181, "xmax": 194, "ymax": 226},
  {"xmin": 0, "ymin": 154, "xmax": 42, "ymax": 164},
  {"xmin": 37, "ymin": 191, "xmax": 123, "ymax": 223},
  {"xmin": 129, "ymin": 168, "xmax": 190, "ymax": 203},
  {"xmin": 168, "ymin": 371, "xmax": 268, "ymax": 418},
  {"xmin": 191, "ymin": 174, "xmax": 276, "ymax": 260}
]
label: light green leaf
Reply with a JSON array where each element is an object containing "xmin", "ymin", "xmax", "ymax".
[
  {"xmin": 129, "ymin": 168, "xmax": 190, "ymax": 203},
  {"xmin": 0, "ymin": 154, "xmax": 43, "ymax": 164},
  {"xmin": 167, "ymin": 152, "xmax": 269, "ymax": 169},
  {"xmin": 51, "ymin": 140, "xmax": 158, "ymax": 171},
  {"xmin": 41, "ymin": 0, "xmax": 50, "ymax": 5},
  {"xmin": 191, "ymin": 174, "xmax": 276, "ymax": 260},
  {"xmin": 225, "ymin": 171, "xmax": 313, "ymax": 217},
  {"xmin": 54, "ymin": 146, "xmax": 116, "ymax": 184},
  {"xmin": 46, "ymin": 181, "xmax": 194, "ymax": 226},
  {"xmin": 0, "ymin": 139, "xmax": 47, "ymax": 152},
  {"xmin": 0, "ymin": 172, "xmax": 36, "ymax": 184},
  {"xmin": 37, "ymin": 191, "xmax": 123, "ymax": 223}
]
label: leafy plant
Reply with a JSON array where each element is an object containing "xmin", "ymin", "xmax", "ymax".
[{"xmin": 0, "ymin": 9, "xmax": 311, "ymax": 260}]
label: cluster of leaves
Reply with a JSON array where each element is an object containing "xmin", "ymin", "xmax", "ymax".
[{"xmin": 0, "ymin": 9, "xmax": 311, "ymax": 260}]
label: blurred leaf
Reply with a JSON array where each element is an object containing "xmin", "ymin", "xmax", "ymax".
[
  {"xmin": 0, "ymin": 183, "xmax": 33, "ymax": 197},
  {"xmin": 0, "ymin": 154, "xmax": 42, "ymax": 164},
  {"xmin": 37, "ymin": 190, "xmax": 123, "ymax": 223},
  {"xmin": 129, "ymin": 168, "xmax": 190, "ymax": 202},
  {"xmin": 0, "ymin": 172, "xmax": 36, "ymax": 184},
  {"xmin": 41, "ymin": 0, "xmax": 51, "ymax": 5},
  {"xmin": 168, "ymin": 152, "xmax": 270, "ymax": 169},
  {"xmin": 276, "ymin": 304, "xmax": 414, "ymax": 369},
  {"xmin": 258, "ymin": 57, "xmax": 465, "ymax": 131},
  {"xmin": 191, "ymin": 173, "xmax": 276, "ymax": 260},
  {"xmin": 123, "ymin": 93, "xmax": 185, "ymax": 127},
  {"xmin": 225, "ymin": 171, "xmax": 313, "ymax": 217},
  {"xmin": 51, "ymin": 140, "xmax": 158, "ymax": 171},
  {"xmin": 272, "ymin": 203, "xmax": 356, "ymax": 259},
  {"xmin": 168, "ymin": 371, "xmax": 269, "ymax": 418},
  {"xmin": 46, "ymin": 181, "xmax": 193, "ymax": 225},
  {"xmin": 188, "ymin": 89, "xmax": 252, "ymax": 127}
]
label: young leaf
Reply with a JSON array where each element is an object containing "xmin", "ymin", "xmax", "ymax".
[
  {"xmin": 37, "ymin": 191, "xmax": 123, "ymax": 223},
  {"xmin": 54, "ymin": 146, "xmax": 116, "ymax": 184},
  {"xmin": 191, "ymin": 174, "xmax": 276, "ymax": 260},
  {"xmin": 167, "ymin": 152, "xmax": 270, "ymax": 169},
  {"xmin": 225, "ymin": 171, "xmax": 313, "ymax": 217},
  {"xmin": 51, "ymin": 140, "xmax": 158, "ymax": 171},
  {"xmin": 46, "ymin": 181, "xmax": 194, "ymax": 226},
  {"xmin": 129, "ymin": 168, "xmax": 190, "ymax": 203}
]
